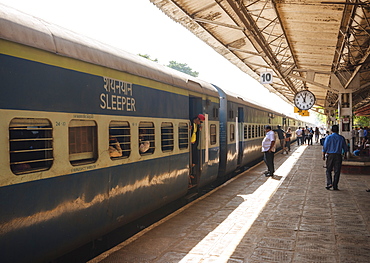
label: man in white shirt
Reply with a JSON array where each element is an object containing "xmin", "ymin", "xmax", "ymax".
[
  {"xmin": 295, "ymin": 127, "xmax": 303, "ymax": 145},
  {"xmin": 358, "ymin": 127, "xmax": 365, "ymax": 146},
  {"xmin": 262, "ymin": 125, "xmax": 276, "ymax": 177}
]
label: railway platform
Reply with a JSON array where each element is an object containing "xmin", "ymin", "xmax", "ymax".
[{"xmin": 89, "ymin": 142, "xmax": 370, "ymax": 263}]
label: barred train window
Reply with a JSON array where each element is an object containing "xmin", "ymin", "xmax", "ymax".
[
  {"xmin": 109, "ymin": 121, "xmax": 131, "ymax": 159},
  {"xmin": 252, "ymin": 125, "xmax": 255, "ymax": 138},
  {"xmin": 9, "ymin": 118, "xmax": 53, "ymax": 174},
  {"xmin": 69, "ymin": 120, "xmax": 97, "ymax": 165},
  {"xmin": 244, "ymin": 124, "xmax": 248, "ymax": 139},
  {"xmin": 161, "ymin": 122, "xmax": 174, "ymax": 152},
  {"xmin": 230, "ymin": 124, "xmax": 235, "ymax": 142},
  {"xmin": 210, "ymin": 124, "xmax": 217, "ymax": 145},
  {"xmin": 248, "ymin": 125, "xmax": 251, "ymax": 139},
  {"xmin": 139, "ymin": 122, "xmax": 155, "ymax": 155},
  {"xmin": 178, "ymin": 122, "xmax": 189, "ymax": 150}
]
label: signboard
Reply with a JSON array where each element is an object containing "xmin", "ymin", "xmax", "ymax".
[
  {"xmin": 343, "ymin": 117, "xmax": 350, "ymax": 124},
  {"xmin": 294, "ymin": 107, "xmax": 310, "ymax": 116},
  {"xmin": 299, "ymin": 110, "xmax": 310, "ymax": 116},
  {"xmin": 260, "ymin": 71, "xmax": 273, "ymax": 84}
]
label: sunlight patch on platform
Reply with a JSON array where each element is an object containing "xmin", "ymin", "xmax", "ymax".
[{"xmin": 179, "ymin": 146, "xmax": 307, "ymax": 262}]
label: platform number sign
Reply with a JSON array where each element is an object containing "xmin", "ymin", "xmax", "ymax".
[{"xmin": 260, "ymin": 71, "xmax": 273, "ymax": 84}]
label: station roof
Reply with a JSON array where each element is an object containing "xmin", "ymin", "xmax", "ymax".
[{"xmin": 151, "ymin": 0, "xmax": 370, "ymax": 116}]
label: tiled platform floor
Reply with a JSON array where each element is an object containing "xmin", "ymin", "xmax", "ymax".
[{"xmin": 90, "ymin": 143, "xmax": 370, "ymax": 263}]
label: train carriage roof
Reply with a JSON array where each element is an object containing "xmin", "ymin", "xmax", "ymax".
[
  {"xmin": 0, "ymin": 4, "xmax": 218, "ymax": 97},
  {"xmin": 222, "ymin": 88, "xmax": 292, "ymax": 119}
]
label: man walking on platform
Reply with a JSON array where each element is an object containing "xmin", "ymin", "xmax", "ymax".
[
  {"xmin": 262, "ymin": 125, "xmax": 276, "ymax": 177},
  {"xmin": 322, "ymin": 125, "xmax": 348, "ymax": 190}
]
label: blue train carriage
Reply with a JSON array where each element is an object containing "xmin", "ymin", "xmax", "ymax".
[
  {"xmin": 214, "ymin": 87, "xmax": 301, "ymax": 177},
  {"xmin": 188, "ymin": 82, "xmax": 221, "ymax": 188},
  {"xmin": 0, "ymin": 5, "xmax": 220, "ymax": 262}
]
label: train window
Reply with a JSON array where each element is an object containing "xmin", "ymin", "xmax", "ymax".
[
  {"xmin": 139, "ymin": 122, "xmax": 155, "ymax": 155},
  {"xmin": 230, "ymin": 124, "xmax": 235, "ymax": 142},
  {"xmin": 161, "ymin": 122, "xmax": 174, "ymax": 152},
  {"xmin": 210, "ymin": 124, "xmax": 217, "ymax": 145},
  {"xmin": 109, "ymin": 121, "xmax": 131, "ymax": 159},
  {"xmin": 252, "ymin": 125, "xmax": 255, "ymax": 138},
  {"xmin": 69, "ymin": 120, "xmax": 97, "ymax": 165},
  {"xmin": 9, "ymin": 118, "xmax": 53, "ymax": 175},
  {"xmin": 260, "ymin": 125, "xmax": 264, "ymax": 137},
  {"xmin": 248, "ymin": 125, "xmax": 251, "ymax": 139},
  {"xmin": 178, "ymin": 122, "xmax": 189, "ymax": 150},
  {"xmin": 213, "ymin": 107, "xmax": 219, "ymax": 118},
  {"xmin": 229, "ymin": 110, "xmax": 234, "ymax": 119},
  {"xmin": 244, "ymin": 124, "xmax": 248, "ymax": 139}
]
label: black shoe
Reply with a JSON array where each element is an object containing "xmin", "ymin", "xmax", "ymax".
[
  {"xmin": 333, "ymin": 188, "xmax": 339, "ymax": 191},
  {"xmin": 366, "ymin": 189, "xmax": 370, "ymax": 192},
  {"xmin": 325, "ymin": 184, "xmax": 332, "ymax": 190}
]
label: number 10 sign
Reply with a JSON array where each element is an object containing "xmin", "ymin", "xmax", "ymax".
[{"xmin": 260, "ymin": 71, "xmax": 273, "ymax": 84}]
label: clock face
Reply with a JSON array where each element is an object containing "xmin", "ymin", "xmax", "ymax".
[{"xmin": 294, "ymin": 90, "xmax": 316, "ymax": 110}]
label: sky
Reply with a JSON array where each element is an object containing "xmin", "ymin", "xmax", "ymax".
[{"xmin": 0, "ymin": 0, "xmax": 313, "ymax": 121}]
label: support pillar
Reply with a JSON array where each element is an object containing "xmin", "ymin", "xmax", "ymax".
[{"xmin": 338, "ymin": 92, "xmax": 353, "ymax": 152}]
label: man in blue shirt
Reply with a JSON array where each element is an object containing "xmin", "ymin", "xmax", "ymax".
[{"xmin": 322, "ymin": 125, "xmax": 348, "ymax": 190}]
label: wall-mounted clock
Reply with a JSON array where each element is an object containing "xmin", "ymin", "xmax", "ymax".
[{"xmin": 294, "ymin": 90, "xmax": 316, "ymax": 110}]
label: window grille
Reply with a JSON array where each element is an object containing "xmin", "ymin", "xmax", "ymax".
[
  {"xmin": 109, "ymin": 121, "xmax": 131, "ymax": 159},
  {"xmin": 210, "ymin": 124, "xmax": 217, "ymax": 145},
  {"xmin": 139, "ymin": 122, "xmax": 155, "ymax": 155},
  {"xmin": 161, "ymin": 122, "xmax": 174, "ymax": 152},
  {"xmin": 178, "ymin": 122, "xmax": 189, "ymax": 150},
  {"xmin": 244, "ymin": 124, "xmax": 248, "ymax": 139},
  {"xmin": 230, "ymin": 124, "xmax": 235, "ymax": 141},
  {"xmin": 9, "ymin": 118, "xmax": 53, "ymax": 174}
]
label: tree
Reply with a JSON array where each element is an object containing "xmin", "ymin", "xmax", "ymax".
[
  {"xmin": 167, "ymin": 61, "xmax": 199, "ymax": 77},
  {"xmin": 138, "ymin": 54, "xmax": 158, "ymax": 63},
  {"xmin": 313, "ymin": 110, "xmax": 326, "ymax": 126},
  {"xmin": 353, "ymin": 115, "xmax": 370, "ymax": 127}
]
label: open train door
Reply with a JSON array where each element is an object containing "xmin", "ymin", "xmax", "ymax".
[
  {"xmin": 189, "ymin": 96, "xmax": 203, "ymax": 187},
  {"xmin": 237, "ymin": 107, "xmax": 244, "ymax": 166}
]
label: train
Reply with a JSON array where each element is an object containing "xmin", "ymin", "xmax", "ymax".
[{"xmin": 0, "ymin": 4, "xmax": 311, "ymax": 263}]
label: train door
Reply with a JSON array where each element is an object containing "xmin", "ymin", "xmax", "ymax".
[
  {"xmin": 237, "ymin": 107, "xmax": 244, "ymax": 166},
  {"xmin": 189, "ymin": 96, "xmax": 203, "ymax": 187}
]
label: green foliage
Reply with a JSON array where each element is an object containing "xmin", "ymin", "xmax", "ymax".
[
  {"xmin": 138, "ymin": 54, "xmax": 158, "ymax": 63},
  {"xmin": 353, "ymin": 115, "xmax": 370, "ymax": 127},
  {"xmin": 167, "ymin": 60, "xmax": 199, "ymax": 77},
  {"xmin": 313, "ymin": 110, "xmax": 326, "ymax": 126}
]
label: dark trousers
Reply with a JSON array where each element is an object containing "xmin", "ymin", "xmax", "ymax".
[
  {"xmin": 307, "ymin": 135, "xmax": 313, "ymax": 145},
  {"xmin": 264, "ymin": 151, "xmax": 275, "ymax": 175},
  {"xmin": 326, "ymin": 153, "xmax": 343, "ymax": 189},
  {"xmin": 286, "ymin": 140, "xmax": 291, "ymax": 151},
  {"xmin": 297, "ymin": 136, "xmax": 303, "ymax": 145}
]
